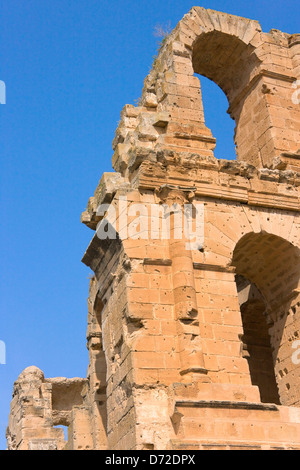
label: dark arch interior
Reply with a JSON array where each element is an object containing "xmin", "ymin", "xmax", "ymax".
[
  {"xmin": 232, "ymin": 232, "xmax": 300, "ymax": 406},
  {"xmin": 236, "ymin": 275, "xmax": 280, "ymax": 404}
]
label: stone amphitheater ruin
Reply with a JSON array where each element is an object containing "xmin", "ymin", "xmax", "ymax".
[{"xmin": 6, "ymin": 7, "xmax": 300, "ymax": 450}]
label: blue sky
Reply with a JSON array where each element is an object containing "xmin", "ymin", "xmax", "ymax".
[{"xmin": 0, "ymin": 0, "xmax": 299, "ymax": 450}]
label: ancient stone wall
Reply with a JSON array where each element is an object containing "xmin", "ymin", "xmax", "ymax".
[
  {"xmin": 6, "ymin": 367, "xmax": 88, "ymax": 450},
  {"xmin": 7, "ymin": 8, "xmax": 300, "ymax": 450}
]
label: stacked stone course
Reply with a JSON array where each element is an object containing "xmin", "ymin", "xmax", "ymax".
[{"xmin": 7, "ymin": 8, "xmax": 300, "ymax": 450}]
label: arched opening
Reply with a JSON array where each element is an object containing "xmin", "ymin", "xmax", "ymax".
[
  {"xmin": 54, "ymin": 425, "xmax": 68, "ymax": 442},
  {"xmin": 192, "ymin": 31, "xmax": 258, "ymax": 102},
  {"xmin": 195, "ymin": 74, "xmax": 237, "ymax": 160},
  {"xmin": 236, "ymin": 275, "xmax": 280, "ymax": 404},
  {"xmin": 232, "ymin": 232, "xmax": 300, "ymax": 406},
  {"xmin": 192, "ymin": 30, "xmax": 261, "ymax": 164}
]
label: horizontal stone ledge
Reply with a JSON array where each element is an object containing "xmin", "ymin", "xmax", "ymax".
[
  {"xmin": 169, "ymin": 438, "xmax": 300, "ymax": 451},
  {"xmin": 174, "ymin": 400, "xmax": 279, "ymax": 411},
  {"xmin": 281, "ymin": 152, "xmax": 300, "ymax": 161},
  {"xmin": 180, "ymin": 367, "xmax": 208, "ymax": 376},
  {"xmin": 247, "ymin": 191, "xmax": 299, "ymax": 211},
  {"xmin": 173, "ymin": 132, "xmax": 217, "ymax": 144},
  {"xmin": 202, "ymin": 443, "xmax": 262, "ymax": 450},
  {"xmin": 193, "ymin": 263, "xmax": 236, "ymax": 273},
  {"xmin": 169, "ymin": 439, "xmax": 262, "ymax": 450},
  {"xmin": 143, "ymin": 258, "xmax": 173, "ymax": 266},
  {"xmin": 45, "ymin": 377, "xmax": 88, "ymax": 386}
]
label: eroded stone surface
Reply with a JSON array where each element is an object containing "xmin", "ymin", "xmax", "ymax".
[{"xmin": 6, "ymin": 8, "xmax": 300, "ymax": 450}]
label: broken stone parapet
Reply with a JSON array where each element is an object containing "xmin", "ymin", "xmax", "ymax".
[{"xmin": 6, "ymin": 367, "xmax": 90, "ymax": 450}]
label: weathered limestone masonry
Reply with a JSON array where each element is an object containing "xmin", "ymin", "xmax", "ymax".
[{"xmin": 6, "ymin": 8, "xmax": 300, "ymax": 450}]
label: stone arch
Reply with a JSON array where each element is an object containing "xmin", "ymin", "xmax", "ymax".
[
  {"xmin": 191, "ymin": 28, "xmax": 261, "ymax": 162},
  {"xmin": 231, "ymin": 231, "xmax": 300, "ymax": 406},
  {"xmin": 203, "ymin": 204, "xmax": 299, "ymax": 267},
  {"xmin": 192, "ymin": 28, "xmax": 260, "ymax": 103},
  {"xmin": 141, "ymin": 8, "xmax": 263, "ymax": 164},
  {"xmin": 178, "ymin": 7, "xmax": 261, "ymax": 49},
  {"xmin": 138, "ymin": 7, "xmax": 299, "ymax": 169}
]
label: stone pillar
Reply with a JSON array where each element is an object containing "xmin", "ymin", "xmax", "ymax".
[
  {"xmin": 157, "ymin": 186, "xmax": 208, "ymax": 381},
  {"xmin": 86, "ymin": 277, "xmax": 108, "ymax": 450},
  {"xmin": 289, "ymin": 34, "xmax": 300, "ymax": 78},
  {"xmin": 6, "ymin": 367, "xmax": 66, "ymax": 451}
]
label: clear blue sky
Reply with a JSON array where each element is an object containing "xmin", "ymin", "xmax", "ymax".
[{"xmin": 0, "ymin": 0, "xmax": 299, "ymax": 450}]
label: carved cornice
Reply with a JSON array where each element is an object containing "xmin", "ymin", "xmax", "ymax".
[
  {"xmin": 136, "ymin": 158, "xmax": 300, "ymax": 213},
  {"xmin": 155, "ymin": 184, "xmax": 197, "ymax": 206}
]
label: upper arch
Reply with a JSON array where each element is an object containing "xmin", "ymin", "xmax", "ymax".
[{"xmin": 137, "ymin": 7, "xmax": 299, "ymax": 169}]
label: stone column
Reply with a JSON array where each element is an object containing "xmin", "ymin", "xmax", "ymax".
[
  {"xmin": 157, "ymin": 186, "xmax": 208, "ymax": 381},
  {"xmin": 289, "ymin": 34, "xmax": 300, "ymax": 78}
]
